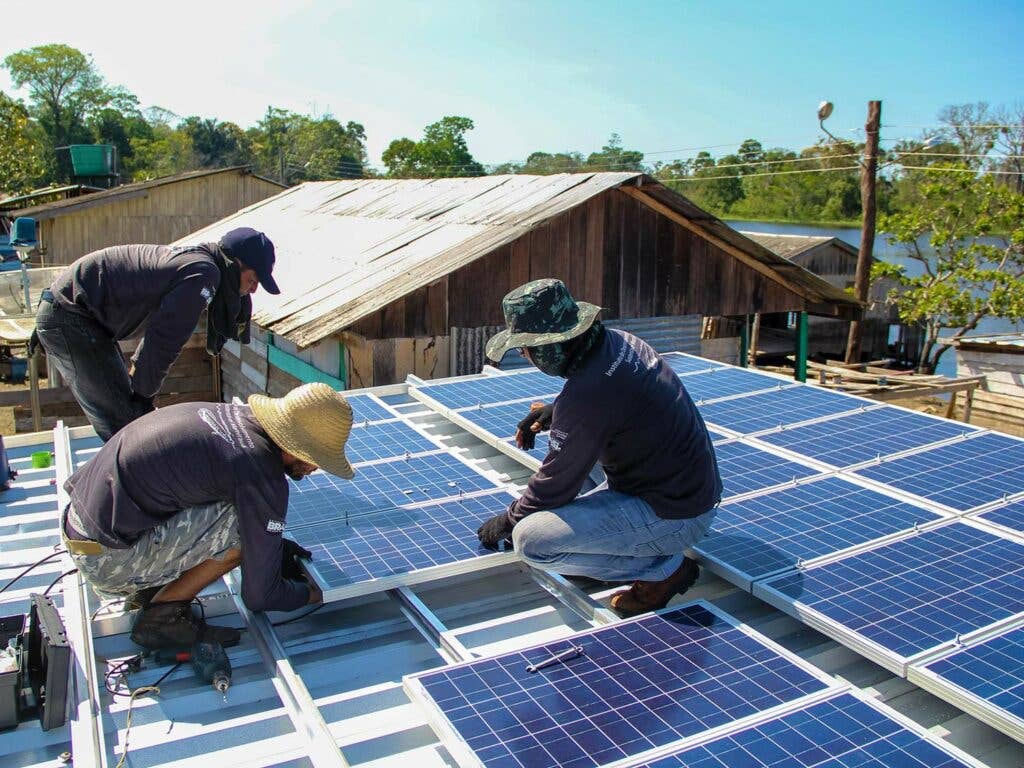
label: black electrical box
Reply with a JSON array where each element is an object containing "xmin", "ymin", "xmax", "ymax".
[
  {"xmin": 27, "ymin": 594, "xmax": 70, "ymax": 731},
  {"xmin": 0, "ymin": 613, "xmax": 24, "ymax": 731}
]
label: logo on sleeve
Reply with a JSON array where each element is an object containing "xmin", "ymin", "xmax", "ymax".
[
  {"xmin": 266, "ymin": 519, "xmax": 286, "ymax": 534},
  {"xmin": 200, "ymin": 287, "xmax": 213, "ymax": 306}
]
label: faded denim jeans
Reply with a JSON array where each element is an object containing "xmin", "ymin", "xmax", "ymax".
[
  {"xmin": 511, "ymin": 482, "xmax": 717, "ymax": 582},
  {"xmin": 35, "ymin": 294, "xmax": 153, "ymax": 441}
]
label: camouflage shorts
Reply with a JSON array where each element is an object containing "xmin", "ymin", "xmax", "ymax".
[{"xmin": 66, "ymin": 501, "xmax": 240, "ymax": 598}]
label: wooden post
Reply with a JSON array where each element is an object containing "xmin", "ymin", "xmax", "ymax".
[
  {"xmin": 963, "ymin": 387, "xmax": 974, "ymax": 423},
  {"xmin": 748, "ymin": 313, "xmax": 761, "ymax": 367},
  {"xmin": 738, "ymin": 316, "xmax": 749, "ymax": 368},
  {"xmin": 796, "ymin": 311, "xmax": 809, "ymax": 382},
  {"xmin": 845, "ymin": 100, "xmax": 882, "ymax": 364}
]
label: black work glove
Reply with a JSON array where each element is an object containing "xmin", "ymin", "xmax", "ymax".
[
  {"xmin": 477, "ymin": 513, "xmax": 515, "ymax": 552},
  {"xmin": 281, "ymin": 538, "xmax": 313, "ymax": 581},
  {"xmin": 516, "ymin": 402, "xmax": 554, "ymax": 450}
]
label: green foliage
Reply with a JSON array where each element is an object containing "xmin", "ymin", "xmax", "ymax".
[
  {"xmin": 585, "ymin": 133, "xmax": 644, "ymax": 172},
  {"xmin": 382, "ymin": 116, "xmax": 484, "ymax": 178},
  {"xmin": 874, "ymin": 169, "xmax": 1024, "ymax": 373},
  {"xmin": 0, "ymin": 91, "xmax": 46, "ymax": 194},
  {"xmin": 249, "ymin": 108, "xmax": 366, "ymax": 182}
]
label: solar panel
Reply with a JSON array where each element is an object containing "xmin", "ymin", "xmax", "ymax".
[
  {"xmin": 698, "ymin": 477, "xmax": 945, "ymax": 589},
  {"xmin": 661, "ymin": 352, "xmax": 724, "ymax": 376},
  {"xmin": 294, "ymin": 490, "xmax": 518, "ymax": 596},
  {"xmin": 417, "ymin": 371, "xmax": 562, "ymax": 410},
  {"xmin": 405, "ymin": 602, "xmax": 831, "ymax": 768},
  {"xmin": 345, "ymin": 393, "xmax": 398, "ymax": 424},
  {"xmin": 910, "ymin": 625, "xmax": 1024, "ymax": 742},
  {"xmin": 753, "ymin": 406, "xmax": 976, "ymax": 468},
  {"xmin": 854, "ymin": 432, "xmax": 1024, "ymax": 511},
  {"xmin": 286, "ymin": 453, "xmax": 500, "ymax": 529},
  {"xmin": 756, "ymin": 522, "xmax": 1024, "ymax": 673},
  {"xmin": 456, "ymin": 401, "xmax": 550, "ymax": 459},
  {"xmin": 698, "ymin": 386, "xmax": 868, "ymax": 435},
  {"xmin": 636, "ymin": 692, "xmax": 976, "ymax": 768},
  {"xmin": 679, "ymin": 367, "xmax": 791, "ymax": 404},
  {"xmin": 714, "ymin": 441, "xmax": 821, "ymax": 500},
  {"xmin": 345, "ymin": 420, "xmax": 440, "ymax": 465},
  {"xmin": 976, "ymin": 499, "xmax": 1024, "ymax": 535}
]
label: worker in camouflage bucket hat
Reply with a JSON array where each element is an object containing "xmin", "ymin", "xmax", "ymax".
[{"xmin": 479, "ymin": 279, "xmax": 723, "ymax": 617}]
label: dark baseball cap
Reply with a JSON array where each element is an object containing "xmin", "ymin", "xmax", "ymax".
[{"xmin": 219, "ymin": 227, "xmax": 280, "ymax": 295}]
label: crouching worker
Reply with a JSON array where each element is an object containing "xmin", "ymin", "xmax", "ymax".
[
  {"xmin": 477, "ymin": 279, "xmax": 722, "ymax": 617},
  {"xmin": 60, "ymin": 383, "xmax": 354, "ymax": 649}
]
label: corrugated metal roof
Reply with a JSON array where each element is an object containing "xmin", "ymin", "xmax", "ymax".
[
  {"xmin": 742, "ymin": 231, "xmax": 860, "ymax": 261},
  {"xmin": 8, "ymin": 167, "xmax": 286, "ymax": 220},
  {"xmin": 174, "ymin": 173, "xmax": 862, "ymax": 349},
  {"xmin": 942, "ymin": 332, "xmax": 1024, "ymax": 352}
]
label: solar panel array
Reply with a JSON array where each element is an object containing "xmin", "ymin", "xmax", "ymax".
[
  {"xmin": 713, "ymin": 440, "xmax": 820, "ymax": 501},
  {"xmin": 975, "ymin": 499, "xmax": 1024, "ymax": 535},
  {"xmin": 406, "ymin": 602, "xmax": 832, "ymax": 768}
]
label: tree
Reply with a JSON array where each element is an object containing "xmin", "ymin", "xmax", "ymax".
[
  {"xmin": 181, "ymin": 117, "xmax": 253, "ymax": 168},
  {"xmin": 993, "ymin": 103, "xmax": 1024, "ymax": 194},
  {"xmin": 382, "ymin": 116, "xmax": 484, "ymax": 177},
  {"xmin": 3, "ymin": 44, "xmax": 137, "ymax": 180},
  {"xmin": 0, "ymin": 92, "xmax": 46, "ymax": 194},
  {"xmin": 872, "ymin": 168, "xmax": 1024, "ymax": 373},
  {"xmin": 248, "ymin": 108, "xmax": 366, "ymax": 183},
  {"xmin": 584, "ymin": 133, "xmax": 644, "ymax": 172}
]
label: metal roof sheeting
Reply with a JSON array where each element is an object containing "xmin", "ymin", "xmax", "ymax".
[
  {"xmin": 174, "ymin": 173, "xmax": 862, "ymax": 349},
  {"xmin": 742, "ymin": 231, "xmax": 860, "ymax": 261}
]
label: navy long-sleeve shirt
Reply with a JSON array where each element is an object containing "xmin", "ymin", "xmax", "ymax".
[
  {"xmin": 509, "ymin": 330, "xmax": 722, "ymax": 523},
  {"xmin": 51, "ymin": 243, "xmax": 221, "ymax": 398},
  {"xmin": 65, "ymin": 402, "xmax": 309, "ymax": 613}
]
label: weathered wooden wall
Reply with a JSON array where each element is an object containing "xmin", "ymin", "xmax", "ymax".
[
  {"xmin": 35, "ymin": 171, "xmax": 282, "ymax": 266},
  {"xmin": 956, "ymin": 350, "xmax": 1024, "ymax": 398}
]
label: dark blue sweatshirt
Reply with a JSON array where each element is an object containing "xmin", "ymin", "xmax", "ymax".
[
  {"xmin": 51, "ymin": 243, "xmax": 221, "ymax": 398},
  {"xmin": 509, "ymin": 330, "xmax": 722, "ymax": 522},
  {"xmin": 64, "ymin": 402, "xmax": 309, "ymax": 613}
]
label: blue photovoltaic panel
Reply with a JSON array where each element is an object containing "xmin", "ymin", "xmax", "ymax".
[
  {"xmin": 345, "ymin": 420, "xmax": 439, "ymax": 464},
  {"xmin": 294, "ymin": 490, "xmax": 518, "ymax": 589},
  {"xmin": 754, "ymin": 406, "xmax": 975, "ymax": 468},
  {"xmin": 679, "ymin": 367, "xmax": 789, "ymax": 404},
  {"xmin": 638, "ymin": 693, "xmax": 973, "ymax": 768},
  {"xmin": 854, "ymin": 433, "xmax": 1024, "ymax": 511},
  {"xmin": 764, "ymin": 523, "xmax": 1024, "ymax": 659},
  {"xmin": 661, "ymin": 352, "xmax": 723, "ymax": 376},
  {"xmin": 457, "ymin": 402, "xmax": 550, "ymax": 459},
  {"xmin": 698, "ymin": 386, "xmax": 866, "ymax": 435},
  {"xmin": 345, "ymin": 393, "xmax": 397, "ymax": 424},
  {"xmin": 410, "ymin": 603, "xmax": 828, "ymax": 768},
  {"xmin": 978, "ymin": 499, "xmax": 1024, "ymax": 534},
  {"xmin": 699, "ymin": 477, "xmax": 944, "ymax": 582},
  {"xmin": 924, "ymin": 626, "xmax": 1024, "ymax": 727},
  {"xmin": 418, "ymin": 371, "xmax": 561, "ymax": 410},
  {"xmin": 286, "ymin": 453, "xmax": 498, "ymax": 528},
  {"xmin": 714, "ymin": 440, "xmax": 820, "ymax": 499}
]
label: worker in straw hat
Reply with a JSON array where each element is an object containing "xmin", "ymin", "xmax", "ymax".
[
  {"xmin": 59, "ymin": 383, "xmax": 353, "ymax": 650},
  {"xmin": 478, "ymin": 278, "xmax": 722, "ymax": 617}
]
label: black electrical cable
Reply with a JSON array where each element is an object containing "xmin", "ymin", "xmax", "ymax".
[
  {"xmin": 0, "ymin": 550, "xmax": 66, "ymax": 595},
  {"xmin": 272, "ymin": 603, "xmax": 324, "ymax": 627},
  {"xmin": 42, "ymin": 568, "xmax": 78, "ymax": 596}
]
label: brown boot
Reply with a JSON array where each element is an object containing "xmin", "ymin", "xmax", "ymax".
[
  {"xmin": 130, "ymin": 601, "xmax": 240, "ymax": 650},
  {"xmin": 609, "ymin": 557, "xmax": 701, "ymax": 617}
]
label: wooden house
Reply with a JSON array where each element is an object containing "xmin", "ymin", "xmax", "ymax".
[
  {"xmin": 5, "ymin": 166, "xmax": 285, "ymax": 266},
  {"xmin": 170, "ymin": 173, "xmax": 862, "ymax": 400}
]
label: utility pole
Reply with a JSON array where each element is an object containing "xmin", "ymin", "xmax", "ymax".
[{"xmin": 845, "ymin": 100, "xmax": 881, "ymax": 364}]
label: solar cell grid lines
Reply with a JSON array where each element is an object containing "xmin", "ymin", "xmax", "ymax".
[
  {"xmin": 418, "ymin": 370, "xmax": 562, "ymax": 410},
  {"xmin": 753, "ymin": 406, "xmax": 977, "ymax": 468},
  {"xmin": 344, "ymin": 420, "xmax": 439, "ymax": 464},
  {"xmin": 286, "ymin": 453, "xmax": 498, "ymax": 528},
  {"xmin": 344, "ymin": 393, "xmax": 398, "ymax": 424},
  {"xmin": 677, "ymin": 367, "xmax": 791, "ymax": 404},
  {"xmin": 713, "ymin": 441, "xmax": 821, "ymax": 500},
  {"xmin": 697, "ymin": 385, "xmax": 869, "ymax": 435},
  {"xmin": 636, "ymin": 693, "xmax": 976, "ymax": 768},
  {"xmin": 759, "ymin": 522, "xmax": 1024, "ymax": 666},
  {"xmin": 293, "ymin": 490, "xmax": 518, "ymax": 592},
  {"xmin": 854, "ymin": 432, "xmax": 1024, "ymax": 511},
  {"xmin": 661, "ymin": 352, "xmax": 726, "ymax": 376},
  {"xmin": 976, "ymin": 500, "xmax": 1024, "ymax": 535},
  {"xmin": 406, "ymin": 602, "xmax": 831, "ymax": 768},
  {"xmin": 698, "ymin": 477, "xmax": 945, "ymax": 586},
  {"xmin": 457, "ymin": 402, "xmax": 550, "ymax": 459}
]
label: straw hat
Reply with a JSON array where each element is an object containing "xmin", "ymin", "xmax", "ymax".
[{"xmin": 248, "ymin": 383, "xmax": 355, "ymax": 479}]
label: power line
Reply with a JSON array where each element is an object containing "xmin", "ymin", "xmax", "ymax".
[
  {"xmin": 665, "ymin": 165, "xmax": 861, "ymax": 182},
  {"xmin": 898, "ymin": 165, "xmax": 1023, "ymax": 175}
]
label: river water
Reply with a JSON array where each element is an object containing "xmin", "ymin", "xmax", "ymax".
[{"xmin": 726, "ymin": 219, "xmax": 1022, "ymax": 377}]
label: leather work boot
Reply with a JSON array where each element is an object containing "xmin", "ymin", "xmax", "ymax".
[
  {"xmin": 122, "ymin": 584, "xmax": 165, "ymax": 613},
  {"xmin": 609, "ymin": 557, "xmax": 701, "ymax": 618},
  {"xmin": 130, "ymin": 600, "xmax": 240, "ymax": 650}
]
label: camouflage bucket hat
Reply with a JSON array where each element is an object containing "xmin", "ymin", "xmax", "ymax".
[{"xmin": 485, "ymin": 278, "xmax": 602, "ymax": 362}]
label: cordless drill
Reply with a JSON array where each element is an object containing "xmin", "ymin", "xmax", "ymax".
[{"xmin": 155, "ymin": 639, "xmax": 231, "ymax": 693}]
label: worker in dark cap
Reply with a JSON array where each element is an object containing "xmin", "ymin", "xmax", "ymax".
[
  {"xmin": 478, "ymin": 279, "xmax": 722, "ymax": 617},
  {"xmin": 32, "ymin": 227, "xmax": 279, "ymax": 441}
]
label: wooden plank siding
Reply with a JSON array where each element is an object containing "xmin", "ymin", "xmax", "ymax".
[{"xmin": 34, "ymin": 171, "xmax": 282, "ymax": 266}]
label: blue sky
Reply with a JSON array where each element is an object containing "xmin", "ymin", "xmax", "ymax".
[{"xmin": 2, "ymin": 0, "xmax": 1021, "ymax": 167}]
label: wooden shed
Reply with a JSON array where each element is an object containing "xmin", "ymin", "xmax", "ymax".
[
  {"xmin": 5, "ymin": 166, "xmax": 285, "ymax": 266},
  {"xmin": 741, "ymin": 232, "xmax": 917, "ymax": 365},
  {"xmin": 171, "ymin": 173, "xmax": 862, "ymax": 400}
]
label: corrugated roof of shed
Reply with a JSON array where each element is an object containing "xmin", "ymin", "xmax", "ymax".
[
  {"xmin": 174, "ymin": 173, "xmax": 862, "ymax": 348},
  {"xmin": 742, "ymin": 231, "xmax": 860, "ymax": 261}
]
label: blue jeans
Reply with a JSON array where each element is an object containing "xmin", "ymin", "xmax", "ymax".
[
  {"xmin": 511, "ymin": 483, "xmax": 717, "ymax": 582},
  {"xmin": 35, "ymin": 295, "xmax": 153, "ymax": 441}
]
